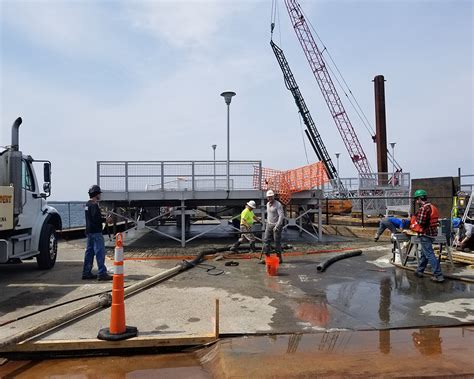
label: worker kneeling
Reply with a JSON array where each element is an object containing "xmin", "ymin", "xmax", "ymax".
[{"xmin": 230, "ymin": 200, "xmax": 259, "ymax": 253}]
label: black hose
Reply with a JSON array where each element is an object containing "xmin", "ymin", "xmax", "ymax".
[
  {"xmin": 0, "ymin": 251, "xmax": 208, "ymax": 329},
  {"xmin": 316, "ymin": 250, "xmax": 362, "ymax": 272},
  {"xmin": 0, "ymin": 289, "xmax": 111, "ymax": 327}
]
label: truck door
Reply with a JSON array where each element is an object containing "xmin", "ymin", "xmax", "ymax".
[{"xmin": 17, "ymin": 159, "xmax": 42, "ymax": 232}]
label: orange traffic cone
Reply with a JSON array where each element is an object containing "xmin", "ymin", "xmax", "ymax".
[{"xmin": 98, "ymin": 233, "xmax": 138, "ymax": 341}]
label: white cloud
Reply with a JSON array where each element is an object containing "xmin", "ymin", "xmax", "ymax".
[
  {"xmin": 1, "ymin": 1, "xmax": 99, "ymax": 55},
  {"xmin": 124, "ymin": 0, "xmax": 252, "ymax": 49}
]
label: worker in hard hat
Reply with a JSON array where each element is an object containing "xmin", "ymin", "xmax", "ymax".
[
  {"xmin": 82, "ymin": 185, "xmax": 113, "ymax": 281},
  {"xmin": 411, "ymin": 189, "xmax": 444, "ymax": 283},
  {"xmin": 261, "ymin": 189, "xmax": 285, "ymax": 264},
  {"xmin": 230, "ymin": 200, "xmax": 260, "ymax": 252},
  {"xmin": 455, "ymin": 217, "xmax": 474, "ymax": 252}
]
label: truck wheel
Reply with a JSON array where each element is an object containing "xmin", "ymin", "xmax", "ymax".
[{"xmin": 37, "ymin": 224, "xmax": 58, "ymax": 270}]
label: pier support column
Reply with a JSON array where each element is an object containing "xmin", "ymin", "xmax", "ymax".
[
  {"xmin": 181, "ymin": 200, "xmax": 186, "ymax": 248},
  {"xmin": 318, "ymin": 200, "xmax": 323, "ymax": 240}
]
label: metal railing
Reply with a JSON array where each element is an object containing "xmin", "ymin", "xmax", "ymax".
[
  {"xmin": 48, "ymin": 201, "xmax": 85, "ymax": 229},
  {"xmin": 97, "ymin": 160, "xmax": 262, "ymax": 192},
  {"xmin": 459, "ymin": 173, "xmax": 474, "ymax": 192}
]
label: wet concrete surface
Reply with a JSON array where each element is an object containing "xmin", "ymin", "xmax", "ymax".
[
  {"xmin": 31, "ymin": 245, "xmax": 474, "ymax": 342},
  {"xmin": 2, "ymin": 326, "xmax": 474, "ymax": 378},
  {"xmin": 2, "ymin": 236, "xmax": 474, "ymax": 344},
  {"xmin": 2, "ymin": 232, "xmax": 474, "ymax": 378}
]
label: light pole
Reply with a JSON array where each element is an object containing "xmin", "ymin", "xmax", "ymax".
[
  {"xmin": 335, "ymin": 152, "xmax": 341, "ymax": 192},
  {"xmin": 220, "ymin": 91, "xmax": 236, "ymax": 191},
  {"xmin": 212, "ymin": 144, "xmax": 217, "ymax": 190},
  {"xmin": 389, "ymin": 142, "xmax": 396, "ymax": 187}
]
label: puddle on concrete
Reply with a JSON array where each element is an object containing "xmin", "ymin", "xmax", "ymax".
[
  {"xmin": 2, "ymin": 327, "xmax": 474, "ymax": 378},
  {"xmin": 0, "ymin": 353, "xmax": 211, "ymax": 379},
  {"xmin": 199, "ymin": 327, "xmax": 474, "ymax": 377}
]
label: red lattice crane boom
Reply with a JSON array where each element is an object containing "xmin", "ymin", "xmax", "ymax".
[{"xmin": 284, "ymin": 0, "xmax": 373, "ymax": 176}]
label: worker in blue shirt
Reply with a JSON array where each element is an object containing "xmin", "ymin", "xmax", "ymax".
[{"xmin": 374, "ymin": 217, "xmax": 410, "ymax": 241}]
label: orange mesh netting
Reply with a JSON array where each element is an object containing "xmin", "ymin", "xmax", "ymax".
[{"xmin": 253, "ymin": 162, "xmax": 329, "ymax": 205}]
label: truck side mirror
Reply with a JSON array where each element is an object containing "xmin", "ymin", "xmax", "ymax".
[
  {"xmin": 43, "ymin": 182, "xmax": 51, "ymax": 193},
  {"xmin": 44, "ymin": 163, "xmax": 51, "ymax": 183}
]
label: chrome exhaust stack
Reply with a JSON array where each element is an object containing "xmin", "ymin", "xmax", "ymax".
[{"xmin": 7, "ymin": 117, "xmax": 23, "ymax": 218}]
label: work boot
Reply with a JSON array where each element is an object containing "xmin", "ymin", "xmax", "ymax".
[
  {"xmin": 414, "ymin": 271, "xmax": 424, "ymax": 278},
  {"xmin": 249, "ymin": 242, "xmax": 256, "ymax": 253},
  {"xmin": 431, "ymin": 275, "xmax": 445, "ymax": 283},
  {"xmin": 82, "ymin": 273, "xmax": 98, "ymax": 280},
  {"xmin": 98, "ymin": 273, "xmax": 113, "ymax": 281},
  {"xmin": 229, "ymin": 242, "xmax": 240, "ymax": 252},
  {"xmin": 277, "ymin": 251, "xmax": 283, "ymax": 264},
  {"xmin": 374, "ymin": 233, "xmax": 380, "ymax": 242}
]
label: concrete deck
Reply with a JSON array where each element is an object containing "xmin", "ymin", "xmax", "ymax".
[{"xmin": 1, "ymin": 238, "xmax": 474, "ymax": 347}]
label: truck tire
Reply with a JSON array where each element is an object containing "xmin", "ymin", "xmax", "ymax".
[{"xmin": 36, "ymin": 224, "xmax": 58, "ymax": 270}]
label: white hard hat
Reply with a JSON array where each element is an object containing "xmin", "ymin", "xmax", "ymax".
[
  {"xmin": 246, "ymin": 200, "xmax": 256, "ymax": 209},
  {"xmin": 266, "ymin": 190, "xmax": 275, "ymax": 197}
]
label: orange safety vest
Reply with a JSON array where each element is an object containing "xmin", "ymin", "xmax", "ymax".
[{"xmin": 410, "ymin": 203, "xmax": 439, "ymax": 234}]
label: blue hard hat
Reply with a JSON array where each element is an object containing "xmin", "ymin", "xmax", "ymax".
[{"xmin": 452, "ymin": 218, "xmax": 462, "ymax": 228}]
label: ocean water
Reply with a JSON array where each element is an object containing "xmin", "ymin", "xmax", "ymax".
[{"xmin": 50, "ymin": 202, "xmax": 86, "ymax": 229}]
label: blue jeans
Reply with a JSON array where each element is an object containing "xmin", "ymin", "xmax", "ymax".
[
  {"xmin": 376, "ymin": 218, "xmax": 398, "ymax": 236},
  {"xmin": 83, "ymin": 233, "xmax": 107, "ymax": 276},
  {"xmin": 263, "ymin": 224, "xmax": 282, "ymax": 254},
  {"xmin": 416, "ymin": 235, "xmax": 443, "ymax": 277}
]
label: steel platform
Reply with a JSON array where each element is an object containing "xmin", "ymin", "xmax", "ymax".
[{"xmin": 97, "ymin": 160, "xmax": 323, "ymax": 246}]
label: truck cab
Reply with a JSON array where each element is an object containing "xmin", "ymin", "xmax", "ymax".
[{"xmin": 0, "ymin": 117, "xmax": 62, "ymax": 269}]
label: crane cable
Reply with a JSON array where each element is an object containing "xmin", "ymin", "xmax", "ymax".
[
  {"xmin": 298, "ymin": 113, "xmax": 310, "ymax": 164},
  {"xmin": 299, "ymin": 6, "xmax": 376, "ymax": 137},
  {"xmin": 298, "ymin": 4, "xmax": 402, "ymax": 170},
  {"xmin": 270, "ymin": 0, "xmax": 283, "ymax": 46},
  {"xmin": 272, "ymin": 0, "xmax": 309, "ymax": 165}
]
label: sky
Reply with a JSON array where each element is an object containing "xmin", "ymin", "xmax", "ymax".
[{"xmin": 0, "ymin": 0, "xmax": 472, "ymax": 200}]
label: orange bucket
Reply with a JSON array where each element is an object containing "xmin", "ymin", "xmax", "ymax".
[{"xmin": 265, "ymin": 256, "xmax": 280, "ymax": 276}]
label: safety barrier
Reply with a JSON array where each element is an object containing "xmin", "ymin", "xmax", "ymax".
[
  {"xmin": 254, "ymin": 162, "xmax": 329, "ymax": 204},
  {"xmin": 98, "ymin": 233, "xmax": 138, "ymax": 341}
]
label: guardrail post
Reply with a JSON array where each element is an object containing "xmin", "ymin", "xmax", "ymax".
[
  {"xmin": 361, "ymin": 198, "xmax": 365, "ymax": 228},
  {"xmin": 258, "ymin": 161, "xmax": 262, "ymax": 191},
  {"xmin": 97, "ymin": 162, "xmax": 100, "ymax": 187},
  {"xmin": 192, "ymin": 162, "xmax": 195, "ymax": 191},
  {"xmin": 181, "ymin": 200, "xmax": 186, "ymax": 248},
  {"xmin": 161, "ymin": 162, "xmax": 165, "ymax": 191},
  {"xmin": 68, "ymin": 202, "xmax": 71, "ymax": 229},
  {"xmin": 125, "ymin": 162, "xmax": 129, "ymax": 194}
]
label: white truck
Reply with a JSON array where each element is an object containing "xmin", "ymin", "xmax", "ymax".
[{"xmin": 0, "ymin": 117, "xmax": 62, "ymax": 269}]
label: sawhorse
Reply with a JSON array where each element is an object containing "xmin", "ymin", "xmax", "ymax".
[{"xmin": 395, "ymin": 234, "xmax": 454, "ymax": 267}]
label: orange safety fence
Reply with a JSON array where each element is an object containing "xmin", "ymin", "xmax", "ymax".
[{"xmin": 254, "ymin": 162, "xmax": 329, "ymax": 204}]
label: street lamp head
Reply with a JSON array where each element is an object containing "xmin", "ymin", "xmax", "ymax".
[
  {"xmin": 212, "ymin": 144, "xmax": 217, "ymax": 151},
  {"xmin": 335, "ymin": 152, "xmax": 340, "ymax": 158},
  {"xmin": 220, "ymin": 91, "xmax": 236, "ymax": 105},
  {"xmin": 389, "ymin": 142, "xmax": 396, "ymax": 149}
]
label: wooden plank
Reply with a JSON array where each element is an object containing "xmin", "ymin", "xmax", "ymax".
[
  {"xmin": 1, "ymin": 334, "xmax": 217, "ymax": 353},
  {"xmin": 452, "ymin": 252, "xmax": 474, "ymax": 259},
  {"xmin": 214, "ymin": 298, "xmax": 220, "ymax": 338}
]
